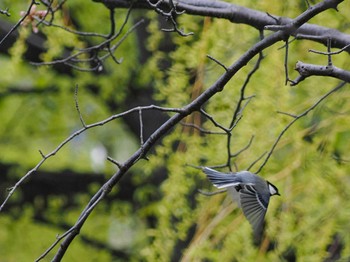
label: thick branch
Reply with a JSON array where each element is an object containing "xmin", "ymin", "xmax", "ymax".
[
  {"xmin": 292, "ymin": 61, "xmax": 350, "ymax": 85},
  {"xmin": 93, "ymin": 0, "xmax": 350, "ymax": 51}
]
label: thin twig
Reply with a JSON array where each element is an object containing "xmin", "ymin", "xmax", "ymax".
[
  {"xmin": 224, "ymin": 31, "xmax": 264, "ymax": 168},
  {"xmin": 256, "ymin": 81, "xmax": 347, "ymax": 173},
  {"xmin": 207, "ymin": 55, "xmax": 228, "ymax": 72},
  {"xmin": 35, "ymin": 227, "xmax": 76, "ymax": 262},
  {"xmin": 146, "ymin": 0, "xmax": 193, "ymax": 36},
  {"xmin": 277, "ymin": 111, "xmax": 298, "ymax": 118},
  {"xmin": 199, "ymin": 108, "xmax": 229, "ymax": 132},
  {"xmin": 107, "ymin": 156, "xmax": 122, "ymax": 169},
  {"xmin": 0, "ymin": 104, "xmax": 184, "ymax": 212},
  {"xmin": 139, "ymin": 108, "xmax": 144, "ymax": 146},
  {"xmin": 0, "ymin": 8, "xmax": 10, "ymax": 16},
  {"xmin": 108, "ymin": 7, "xmax": 116, "ymax": 38},
  {"xmin": 180, "ymin": 122, "xmax": 226, "ymax": 135},
  {"xmin": 309, "ymin": 43, "xmax": 350, "ymax": 56},
  {"xmin": 230, "ymin": 135, "xmax": 255, "ymax": 158},
  {"xmin": 247, "ymin": 151, "xmax": 267, "ymax": 172},
  {"xmin": 332, "ymin": 154, "xmax": 350, "ymax": 163},
  {"xmin": 0, "ymin": 0, "xmax": 38, "ymax": 46},
  {"xmin": 305, "ymin": 0, "xmax": 311, "ymax": 8},
  {"xmin": 31, "ymin": 10, "xmax": 142, "ymax": 71},
  {"xmin": 284, "ymin": 36, "xmax": 290, "ymax": 85},
  {"xmin": 229, "ymin": 30, "xmax": 264, "ymax": 129},
  {"xmin": 74, "ymin": 85, "xmax": 86, "ymax": 127},
  {"xmin": 327, "ymin": 37, "xmax": 332, "ymax": 66},
  {"xmin": 37, "ymin": 18, "xmax": 109, "ymax": 38},
  {"xmin": 50, "ymin": 190, "xmax": 107, "ymax": 261}
]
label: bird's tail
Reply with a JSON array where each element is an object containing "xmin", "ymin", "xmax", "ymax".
[{"xmin": 203, "ymin": 167, "xmax": 241, "ymax": 189}]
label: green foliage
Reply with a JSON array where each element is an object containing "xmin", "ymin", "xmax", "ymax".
[
  {"xmin": 0, "ymin": 1, "xmax": 143, "ymax": 260},
  {"xmin": 135, "ymin": 3, "xmax": 350, "ymax": 261},
  {"xmin": 1, "ymin": 0, "xmax": 350, "ymax": 261},
  {"xmin": 0, "ymin": 207, "xmax": 112, "ymax": 261}
]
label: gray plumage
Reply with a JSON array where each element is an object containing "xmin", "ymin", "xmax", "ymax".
[{"xmin": 203, "ymin": 167, "xmax": 279, "ymax": 234}]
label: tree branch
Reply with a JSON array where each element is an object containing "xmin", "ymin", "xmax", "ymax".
[
  {"xmin": 0, "ymin": 0, "xmax": 347, "ymax": 260},
  {"xmin": 45, "ymin": 1, "xmax": 345, "ymax": 259},
  {"xmin": 0, "ymin": 104, "xmax": 184, "ymax": 212},
  {"xmin": 0, "ymin": 8, "xmax": 10, "ymax": 16},
  {"xmin": 0, "ymin": 0, "xmax": 38, "ymax": 46},
  {"xmin": 256, "ymin": 81, "xmax": 347, "ymax": 173},
  {"xmin": 291, "ymin": 61, "xmax": 350, "ymax": 85},
  {"xmin": 93, "ymin": 0, "xmax": 350, "ymax": 51}
]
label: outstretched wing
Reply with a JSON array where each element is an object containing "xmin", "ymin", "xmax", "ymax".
[
  {"xmin": 239, "ymin": 185, "xmax": 269, "ymax": 233},
  {"xmin": 203, "ymin": 167, "xmax": 241, "ymax": 188}
]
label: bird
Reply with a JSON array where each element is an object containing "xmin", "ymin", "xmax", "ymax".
[{"xmin": 203, "ymin": 167, "xmax": 280, "ymax": 234}]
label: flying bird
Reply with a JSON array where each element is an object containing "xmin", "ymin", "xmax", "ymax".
[{"xmin": 203, "ymin": 167, "xmax": 280, "ymax": 234}]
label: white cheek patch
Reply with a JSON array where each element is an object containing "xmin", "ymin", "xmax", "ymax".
[{"xmin": 268, "ymin": 184, "xmax": 278, "ymax": 195}]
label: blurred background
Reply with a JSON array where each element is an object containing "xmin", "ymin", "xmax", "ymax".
[{"xmin": 1, "ymin": 0, "xmax": 350, "ymax": 261}]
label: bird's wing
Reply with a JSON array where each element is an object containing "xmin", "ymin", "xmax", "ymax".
[
  {"xmin": 227, "ymin": 187, "xmax": 241, "ymax": 207},
  {"xmin": 203, "ymin": 167, "xmax": 240, "ymax": 188},
  {"xmin": 239, "ymin": 185, "xmax": 269, "ymax": 233}
]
